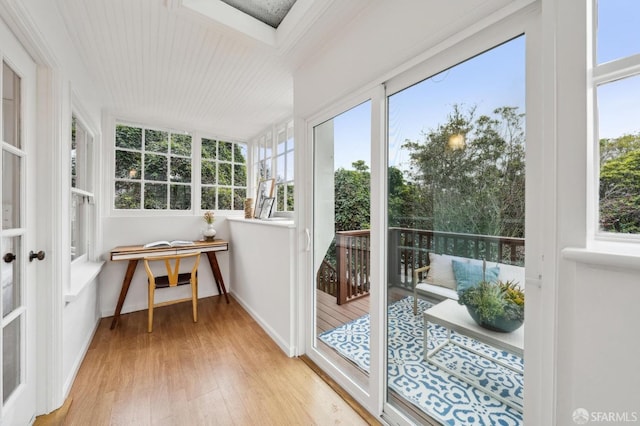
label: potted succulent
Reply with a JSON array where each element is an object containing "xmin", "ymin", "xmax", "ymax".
[{"xmin": 458, "ymin": 277, "xmax": 524, "ymax": 333}]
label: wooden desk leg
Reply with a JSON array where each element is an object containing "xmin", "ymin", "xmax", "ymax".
[
  {"xmin": 110, "ymin": 259, "xmax": 139, "ymax": 329},
  {"xmin": 206, "ymin": 251, "xmax": 230, "ymax": 304}
]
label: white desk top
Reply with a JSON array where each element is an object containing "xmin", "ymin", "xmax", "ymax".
[{"xmin": 424, "ymin": 299, "xmax": 524, "ymax": 356}]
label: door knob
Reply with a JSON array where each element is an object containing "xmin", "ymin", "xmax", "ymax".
[
  {"xmin": 29, "ymin": 250, "xmax": 45, "ymax": 262},
  {"xmin": 3, "ymin": 253, "xmax": 16, "ymax": 263}
]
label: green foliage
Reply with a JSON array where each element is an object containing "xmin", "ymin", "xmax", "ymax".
[
  {"xmin": 599, "ymin": 134, "xmax": 640, "ymax": 233},
  {"xmin": 403, "ymin": 105, "xmax": 525, "ymax": 238},
  {"xmin": 334, "ymin": 162, "xmax": 371, "ymax": 231}
]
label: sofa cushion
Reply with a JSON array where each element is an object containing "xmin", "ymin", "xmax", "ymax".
[
  {"xmin": 425, "ymin": 253, "xmax": 470, "ymax": 290},
  {"xmin": 452, "ymin": 260, "xmax": 500, "ymax": 293},
  {"xmin": 469, "ymin": 259, "xmax": 525, "ymax": 289},
  {"xmin": 416, "ymin": 282, "xmax": 459, "ymax": 301}
]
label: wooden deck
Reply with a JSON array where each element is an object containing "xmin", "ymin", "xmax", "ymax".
[{"xmin": 316, "ymin": 290, "xmax": 369, "ymax": 335}]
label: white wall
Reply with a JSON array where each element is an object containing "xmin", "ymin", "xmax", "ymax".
[
  {"xmin": 294, "ymin": 0, "xmax": 640, "ymax": 423},
  {"xmin": 100, "ymin": 216, "xmax": 231, "ymax": 316},
  {"xmin": 227, "ymin": 218, "xmax": 296, "ymax": 356}
]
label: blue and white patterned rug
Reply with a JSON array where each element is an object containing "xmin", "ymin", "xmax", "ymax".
[{"xmin": 319, "ymin": 296, "xmax": 523, "ymax": 425}]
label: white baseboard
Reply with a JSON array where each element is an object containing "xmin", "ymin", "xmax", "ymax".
[{"xmin": 231, "ymin": 291, "xmax": 295, "ymax": 357}]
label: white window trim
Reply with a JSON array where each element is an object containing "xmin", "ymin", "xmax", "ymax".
[
  {"xmin": 199, "ymin": 136, "xmax": 249, "ymax": 212},
  {"xmin": 587, "ymin": 0, "xmax": 640, "ymax": 252}
]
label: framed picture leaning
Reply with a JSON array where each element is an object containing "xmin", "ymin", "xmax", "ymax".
[{"xmin": 254, "ymin": 178, "xmax": 275, "ymax": 218}]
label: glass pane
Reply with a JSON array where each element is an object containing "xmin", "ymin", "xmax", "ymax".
[
  {"xmin": 233, "ymin": 188, "xmax": 246, "ymax": 211},
  {"xmin": 386, "ymin": 37, "xmax": 525, "ymax": 424},
  {"xmin": 276, "ymin": 155, "xmax": 285, "ymax": 183},
  {"xmin": 115, "ymin": 125, "xmax": 142, "ymax": 149},
  {"xmin": 201, "ymin": 160, "xmax": 216, "ymax": 185},
  {"xmin": 144, "ymin": 183, "xmax": 167, "ymax": 209},
  {"xmin": 597, "ymin": 0, "xmax": 640, "ymax": 64},
  {"xmin": 312, "ymin": 100, "xmax": 371, "ymax": 390},
  {"xmin": 2, "ymin": 151, "xmax": 20, "ymax": 229},
  {"xmin": 234, "ymin": 164, "xmax": 247, "ymax": 187},
  {"xmin": 70, "ymin": 195, "xmax": 86, "ymax": 261},
  {"xmin": 71, "ymin": 117, "xmax": 77, "ymax": 188},
  {"xmin": 597, "ymin": 74, "xmax": 640, "ymax": 233},
  {"xmin": 170, "ymin": 157, "xmax": 191, "ymax": 183},
  {"xmin": 234, "ymin": 144, "xmax": 247, "ymax": 163},
  {"xmin": 145, "ymin": 129, "xmax": 168, "ymax": 153},
  {"xmin": 144, "ymin": 153, "xmax": 168, "ymax": 181},
  {"xmin": 286, "ymin": 184, "xmax": 294, "ymax": 211},
  {"xmin": 218, "ymin": 188, "xmax": 231, "ymax": 210},
  {"xmin": 2, "ymin": 62, "xmax": 21, "ymax": 148},
  {"xmin": 202, "ymin": 138, "xmax": 217, "ymax": 159},
  {"xmin": 276, "ymin": 184, "xmax": 285, "ymax": 211},
  {"xmin": 3, "ymin": 316, "xmax": 21, "ymax": 403},
  {"xmin": 170, "ymin": 133, "xmax": 191, "ymax": 156},
  {"xmin": 114, "ymin": 181, "xmax": 141, "ymax": 209},
  {"xmin": 201, "ymin": 187, "xmax": 216, "ymax": 210},
  {"xmin": 286, "ymin": 151, "xmax": 294, "ymax": 181},
  {"xmin": 219, "ymin": 141, "xmax": 233, "ymax": 161},
  {"xmin": 115, "ymin": 150, "xmax": 141, "ymax": 180},
  {"xmin": 169, "ymin": 185, "xmax": 190, "ymax": 210},
  {"xmin": 218, "ymin": 163, "xmax": 232, "ymax": 186},
  {"xmin": 1, "ymin": 236, "xmax": 21, "ymax": 316}
]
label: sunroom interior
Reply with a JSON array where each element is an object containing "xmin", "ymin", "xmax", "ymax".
[{"xmin": 1, "ymin": 0, "xmax": 639, "ymax": 425}]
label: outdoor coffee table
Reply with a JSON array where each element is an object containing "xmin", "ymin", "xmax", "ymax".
[{"xmin": 423, "ymin": 299, "xmax": 524, "ymax": 412}]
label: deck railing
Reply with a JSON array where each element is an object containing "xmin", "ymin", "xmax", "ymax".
[{"xmin": 317, "ymin": 227, "xmax": 525, "ymax": 304}]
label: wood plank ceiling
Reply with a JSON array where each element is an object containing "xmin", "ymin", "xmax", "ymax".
[{"xmin": 56, "ymin": 0, "xmax": 366, "ymax": 141}]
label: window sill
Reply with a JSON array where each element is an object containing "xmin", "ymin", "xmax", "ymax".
[
  {"xmin": 66, "ymin": 260, "xmax": 105, "ymax": 303},
  {"xmin": 226, "ymin": 216, "xmax": 295, "ymax": 228},
  {"xmin": 561, "ymin": 247, "xmax": 640, "ymax": 272}
]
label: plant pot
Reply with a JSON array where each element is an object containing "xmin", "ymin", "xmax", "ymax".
[
  {"xmin": 203, "ymin": 224, "xmax": 216, "ymax": 241},
  {"xmin": 465, "ymin": 305, "xmax": 523, "ymax": 333}
]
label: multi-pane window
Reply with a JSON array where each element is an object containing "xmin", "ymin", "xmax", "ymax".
[
  {"xmin": 201, "ymin": 138, "xmax": 248, "ymax": 210},
  {"xmin": 253, "ymin": 119, "xmax": 294, "ymax": 213},
  {"xmin": 71, "ymin": 116, "xmax": 94, "ymax": 261},
  {"xmin": 594, "ymin": 1, "xmax": 640, "ymax": 234},
  {"xmin": 114, "ymin": 124, "xmax": 192, "ymax": 210},
  {"xmin": 255, "ymin": 132, "xmax": 273, "ymax": 181},
  {"xmin": 275, "ymin": 122, "xmax": 294, "ymax": 212}
]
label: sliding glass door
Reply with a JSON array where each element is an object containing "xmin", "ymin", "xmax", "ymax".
[
  {"xmin": 311, "ymin": 100, "xmax": 373, "ymax": 389},
  {"xmin": 385, "ymin": 37, "xmax": 527, "ymax": 424}
]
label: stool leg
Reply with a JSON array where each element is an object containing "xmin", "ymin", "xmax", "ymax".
[
  {"xmin": 148, "ymin": 285, "xmax": 154, "ymax": 333},
  {"xmin": 192, "ymin": 278, "xmax": 198, "ymax": 323}
]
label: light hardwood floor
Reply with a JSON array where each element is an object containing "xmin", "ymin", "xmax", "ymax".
[{"xmin": 62, "ymin": 295, "xmax": 375, "ymax": 425}]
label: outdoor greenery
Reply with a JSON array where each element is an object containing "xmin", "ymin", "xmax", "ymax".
[
  {"xmin": 114, "ymin": 125, "xmax": 247, "ymax": 211},
  {"xmin": 599, "ymin": 133, "xmax": 640, "ymax": 233},
  {"xmin": 458, "ymin": 280, "xmax": 525, "ymax": 324}
]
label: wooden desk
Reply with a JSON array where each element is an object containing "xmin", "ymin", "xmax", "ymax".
[{"xmin": 109, "ymin": 240, "xmax": 229, "ymax": 329}]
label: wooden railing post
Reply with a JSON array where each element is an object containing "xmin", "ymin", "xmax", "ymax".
[{"xmin": 336, "ymin": 233, "xmax": 348, "ymax": 305}]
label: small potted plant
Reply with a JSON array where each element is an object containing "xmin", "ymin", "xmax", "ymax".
[
  {"xmin": 458, "ymin": 278, "xmax": 524, "ymax": 333},
  {"xmin": 202, "ymin": 211, "xmax": 216, "ymax": 241}
]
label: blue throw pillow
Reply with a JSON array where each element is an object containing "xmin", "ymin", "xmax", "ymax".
[{"xmin": 452, "ymin": 260, "xmax": 500, "ymax": 294}]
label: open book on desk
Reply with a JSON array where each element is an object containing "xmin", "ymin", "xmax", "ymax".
[{"xmin": 143, "ymin": 240, "xmax": 195, "ymax": 249}]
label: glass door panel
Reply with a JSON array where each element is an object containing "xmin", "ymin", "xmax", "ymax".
[
  {"xmin": 313, "ymin": 101, "xmax": 372, "ymax": 384},
  {"xmin": 386, "ymin": 37, "xmax": 526, "ymax": 424}
]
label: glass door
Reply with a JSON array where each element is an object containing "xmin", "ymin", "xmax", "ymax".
[
  {"xmin": 385, "ymin": 37, "xmax": 526, "ymax": 424},
  {"xmin": 0, "ymin": 20, "xmax": 37, "ymax": 425},
  {"xmin": 311, "ymin": 100, "xmax": 372, "ymax": 387}
]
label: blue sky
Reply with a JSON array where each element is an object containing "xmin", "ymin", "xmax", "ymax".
[{"xmin": 331, "ymin": 2, "xmax": 639, "ymax": 169}]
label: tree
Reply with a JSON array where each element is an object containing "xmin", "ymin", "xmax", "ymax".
[
  {"xmin": 599, "ymin": 133, "xmax": 640, "ymax": 233},
  {"xmin": 334, "ymin": 162, "xmax": 371, "ymax": 231},
  {"xmin": 403, "ymin": 105, "xmax": 525, "ymax": 238}
]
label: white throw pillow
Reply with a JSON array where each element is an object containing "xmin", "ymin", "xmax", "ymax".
[
  {"xmin": 424, "ymin": 253, "xmax": 470, "ymax": 290},
  {"xmin": 469, "ymin": 258, "xmax": 526, "ymax": 289}
]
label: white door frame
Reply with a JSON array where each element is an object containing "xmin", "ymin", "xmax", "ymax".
[{"xmin": 0, "ymin": 0, "xmax": 66, "ymax": 415}]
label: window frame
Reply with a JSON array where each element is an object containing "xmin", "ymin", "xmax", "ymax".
[
  {"xmin": 200, "ymin": 136, "xmax": 249, "ymax": 211},
  {"xmin": 252, "ymin": 118, "xmax": 294, "ymax": 216},
  {"xmin": 70, "ymin": 114, "xmax": 95, "ymax": 265},
  {"xmin": 588, "ymin": 0, "xmax": 640, "ymax": 246},
  {"xmin": 112, "ymin": 121, "xmax": 194, "ymax": 212}
]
